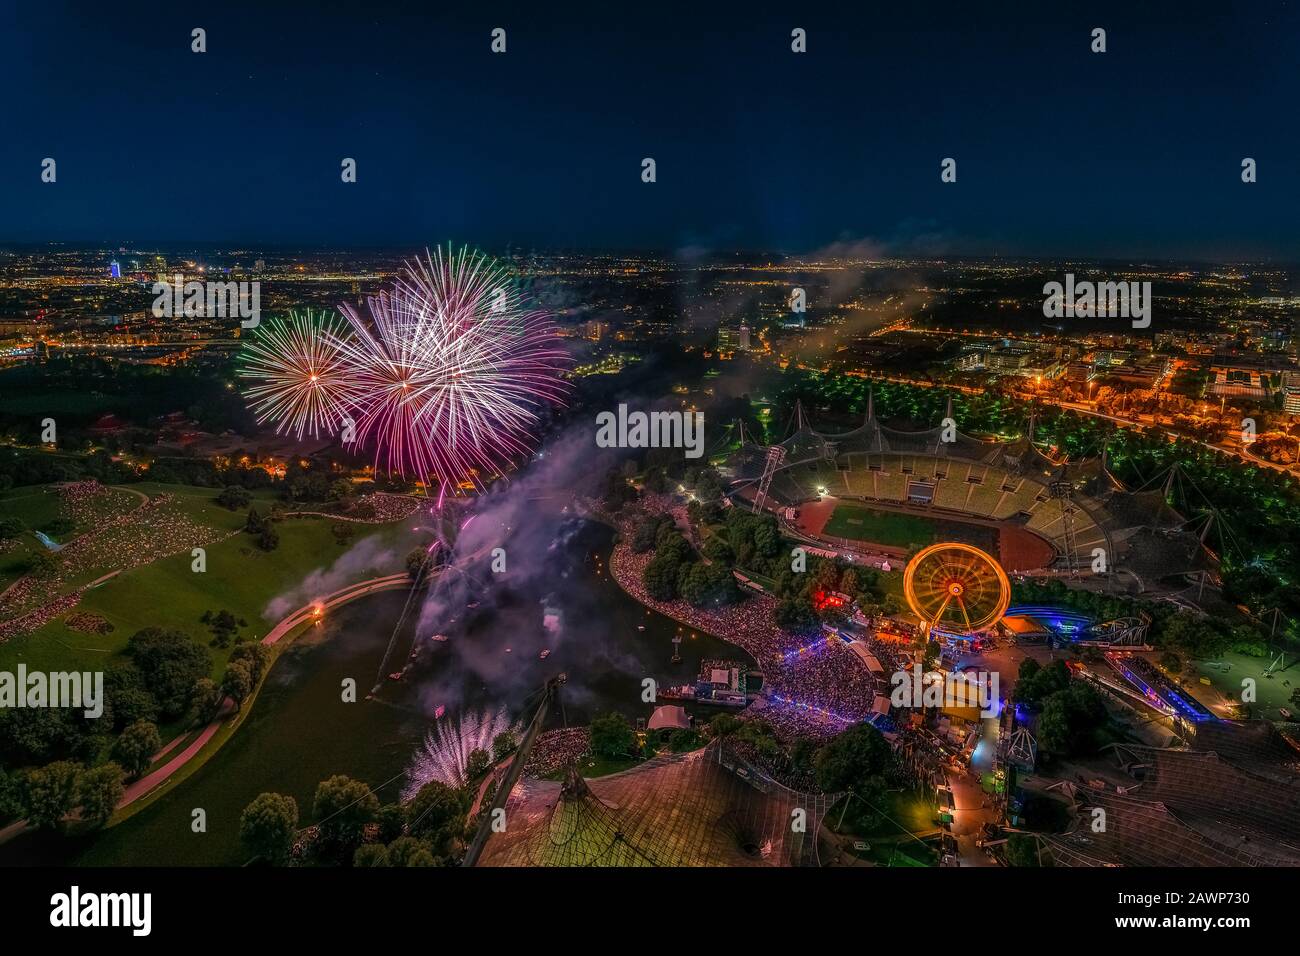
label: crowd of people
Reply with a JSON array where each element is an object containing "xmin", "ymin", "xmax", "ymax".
[
  {"xmin": 522, "ymin": 728, "xmax": 590, "ymax": 777},
  {"xmin": 342, "ymin": 492, "xmax": 423, "ymax": 523},
  {"xmin": 0, "ymin": 591, "xmax": 82, "ymax": 642},
  {"xmin": 608, "ymin": 523, "xmax": 882, "ymax": 742},
  {"xmin": 0, "ymin": 483, "xmax": 230, "ymax": 641},
  {"xmin": 61, "ymin": 480, "xmax": 139, "ymax": 527}
]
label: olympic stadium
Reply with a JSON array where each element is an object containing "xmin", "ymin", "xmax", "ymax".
[{"xmin": 720, "ymin": 395, "xmax": 1219, "ymax": 598}]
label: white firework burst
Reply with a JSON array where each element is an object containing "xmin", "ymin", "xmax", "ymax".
[{"xmin": 238, "ymin": 309, "xmax": 354, "ymax": 439}]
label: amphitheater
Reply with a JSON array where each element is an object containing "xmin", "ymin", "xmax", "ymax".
[{"xmin": 722, "ymin": 397, "xmax": 1214, "ymax": 587}]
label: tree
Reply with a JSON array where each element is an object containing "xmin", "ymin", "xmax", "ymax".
[
  {"xmin": 1037, "ymin": 683, "xmax": 1107, "ymax": 757},
  {"xmin": 245, "ymin": 507, "xmax": 264, "ymax": 533},
  {"xmin": 239, "ymin": 792, "xmax": 299, "ymax": 865},
  {"xmin": 404, "ymin": 780, "xmax": 467, "ymax": 851},
  {"xmin": 328, "ymin": 479, "xmax": 355, "ymax": 503},
  {"xmin": 21, "ymin": 761, "xmax": 83, "ymax": 830},
  {"xmin": 229, "ymin": 642, "xmax": 271, "ymax": 685},
  {"xmin": 775, "ymin": 596, "xmax": 816, "ymax": 631},
  {"xmin": 111, "ymin": 720, "xmax": 162, "ymax": 779},
  {"xmin": 384, "ymin": 835, "xmax": 437, "ymax": 866},
  {"xmin": 406, "ymin": 547, "xmax": 430, "ymax": 582},
  {"xmin": 0, "ymin": 768, "xmax": 22, "ymax": 821},
  {"xmin": 676, "ymin": 562, "xmax": 712, "ymax": 605},
  {"xmin": 814, "ymin": 723, "xmax": 894, "ymax": 800},
  {"xmin": 375, "ymin": 803, "xmax": 406, "ymax": 843},
  {"xmin": 312, "ymin": 775, "xmax": 378, "ymax": 853},
  {"xmin": 0, "ymin": 708, "xmax": 88, "ymax": 766},
  {"xmin": 77, "ymin": 763, "xmax": 125, "ymax": 827},
  {"xmin": 104, "ymin": 665, "xmax": 159, "ymax": 731},
  {"xmin": 187, "ymin": 677, "xmax": 222, "ymax": 726},
  {"xmin": 216, "ymin": 485, "xmax": 252, "ymax": 510},
  {"xmin": 125, "ymin": 628, "xmax": 213, "ymax": 719},
  {"xmin": 589, "ymin": 712, "xmax": 636, "ymax": 758},
  {"xmin": 491, "ymin": 731, "xmax": 518, "ymax": 763},
  {"xmin": 1014, "ymin": 659, "xmax": 1070, "ymax": 706},
  {"xmin": 1006, "ymin": 833, "xmax": 1046, "ymax": 867},
  {"xmin": 642, "ymin": 554, "xmax": 680, "ymax": 601},
  {"xmin": 464, "ymin": 748, "xmax": 492, "ymax": 781},
  {"xmin": 353, "ymin": 844, "xmax": 389, "ymax": 866},
  {"xmin": 221, "ymin": 660, "xmax": 254, "ymax": 711},
  {"xmin": 709, "ymin": 713, "xmax": 742, "ymax": 742},
  {"xmin": 702, "ymin": 535, "xmax": 735, "ymax": 566},
  {"xmin": 206, "ymin": 609, "xmax": 240, "ymax": 648},
  {"xmin": 736, "ymin": 719, "xmax": 781, "ymax": 759},
  {"xmin": 631, "ymin": 514, "xmax": 670, "ymax": 553},
  {"xmin": 257, "ymin": 524, "xmax": 280, "ymax": 552}
]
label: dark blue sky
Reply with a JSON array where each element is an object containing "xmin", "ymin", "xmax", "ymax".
[{"xmin": 3, "ymin": 0, "xmax": 1298, "ymax": 259}]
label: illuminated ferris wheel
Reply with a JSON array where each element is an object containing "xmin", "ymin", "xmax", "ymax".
[{"xmin": 903, "ymin": 542, "xmax": 1011, "ymax": 636}]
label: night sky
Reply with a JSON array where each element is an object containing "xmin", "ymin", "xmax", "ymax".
[{"xmin": 2, "ymin": 0, "xmax": 1298, "ymax": 259}]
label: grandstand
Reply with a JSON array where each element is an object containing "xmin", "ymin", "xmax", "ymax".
[{"xmin": 721, "ymin": 394, "xmax": 1208, "ymax": 585}]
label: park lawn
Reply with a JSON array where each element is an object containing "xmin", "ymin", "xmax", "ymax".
[
  {"xmin": 822, "ymin": 503, "xmax": 936, "ymax": 550},
  {"xmin": 0, "ymin": 538, "xmax": 42, "ymax": 592},
  {"xmin": 0, "ymin": 484, "xmax": 66, "ymax": 532},
  {"xmin": 0, "ymin": 516, "xmax": 411, "ymax": 680},
  {"xmin": 127, "ymin": 481, "xmax": 280, "ymax": 532}
]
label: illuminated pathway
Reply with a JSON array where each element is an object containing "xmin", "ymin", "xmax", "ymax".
[{"xmin": 0, "ymin": 572, "xmax": 413, "ymax": 845}]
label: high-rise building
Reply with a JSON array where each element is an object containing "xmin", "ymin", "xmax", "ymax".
[
  {"xmin": 1283, "ymin": 372, "xmax": 1300, "ymax": 416},
  {"xmin": 739, "ymin": 325, "xmax": 751, "ymax": 350},
  {"xmin": 109, "ymin": 260, "xmax": 121, "ymax": 278},
  {"xmin": 254, "ymin": 259, "xmax": 266, "ymax": 272}
]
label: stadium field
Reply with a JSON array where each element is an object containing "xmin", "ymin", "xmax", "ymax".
[{"xmin": 821, "ymin": 503, "xmax": 937, "ymax": 548}]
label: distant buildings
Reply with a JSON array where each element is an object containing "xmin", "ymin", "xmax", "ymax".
[
  {"xmin": 717, "ymin": 324, "xmax": 752, "ymax": 354},
  {"xmin": 953, "ymin": 341, "xmax": 1064, "ymax": 379},
  {"xmin": 109, "ymin": 260, "xmax": 121, "ymax": 279},
  {"xmin": 1283, "ymin": 372, "xmax": 1300, "ymax": 416},
  {"xmin": 1208, "ymin": 354, "xmax": 1293, "ymax": 400}
]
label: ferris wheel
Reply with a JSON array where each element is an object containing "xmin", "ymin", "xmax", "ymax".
[{"xmin": 903, "ymin": 542, "xmax": 1011, "ymax": 636}]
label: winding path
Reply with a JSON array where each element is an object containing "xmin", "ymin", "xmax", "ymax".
[{"xmin": 0, "ymin": 572, "xmax": 413, "ymax": 845}]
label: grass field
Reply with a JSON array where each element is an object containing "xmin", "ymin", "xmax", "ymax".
[
  {"xmin": 0, "ymin": 481, "xmax": 417, "ymax": 684},
  {"xmin": 1192, "ymin": 650, "xmax": 1297, "ymax": 720},
  {"xmin": 821, "ymin": 503, "xmax": 937, "ymax": 549}
]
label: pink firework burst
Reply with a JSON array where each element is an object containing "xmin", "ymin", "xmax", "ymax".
[{"xmin": 326, "ymin": 245, "xmax": 571, "ymax": 491}]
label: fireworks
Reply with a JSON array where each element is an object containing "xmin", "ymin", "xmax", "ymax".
[
  {"xmin": 238, "ymin": 245, "xmax": 570, "ymax": 491},
  {"xmin": 237, "ymin": 309, "xmax": 352, "ymax": 439},
  {"xmin": 402, "ymin": 706, "xmax": 516, "ymax": 796}
]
